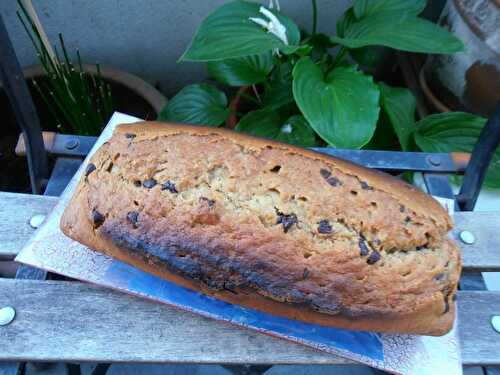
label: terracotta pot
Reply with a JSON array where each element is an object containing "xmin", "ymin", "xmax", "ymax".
[
  {"xmin": 421, "ymin": 0, "xmax": 500, "ymax": 117},
  {"xmin": 21, "ymin": 64, "xmax": 168, "ymax": 125}
]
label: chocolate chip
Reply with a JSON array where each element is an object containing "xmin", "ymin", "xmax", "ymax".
[
  {"xmin": 405, "ymin": 216, "xmax": 412, "ymax": 223},
  {"xmin": 399, "ymin": 205, "xmax": 405, "ymax": 213},
  {"xmin": 433, "ymin": 273, "xmax": 445, "ymax": 281},
  {"xmin": 143, "ymin": 178, "xmax": 157, "ymax": 189},
  {"xmin": 106, "ymin": 162, "xmax": 113, "ymax": 173},
  {"xmin": 270, "ymin": 165, "xmax": 281, "ymax": 173},
  {"xmin": 366, "ymin": 250, "xmax": 381, "ymax": 264},
  {"xmin": 276, "ymin": 209, "xmax": 298, "ymax": 233},
  {"xmin": 134, "ymin": 180, "xmax": 142, "ymax": 187},
  {"xmin": 161, "ymin": 180, "xmax": 178, "ymax": 193},
  {"xmin": 91, "ymin": 209, "xmax": 105, "ymax": 229},
  {"xmin": 320, "ymin": 169, "xmax": 331, "ymax": 179},
  {"xmin": 85, "ymin": 163, "xmax": 96, "ymax": 177},
  {"xmin": 303, "ymin": 268, "xmax": 310, "ymax": 280},
  {"xmin": 200, "ymin": 197, "xmax": 215, "ymax": 207},
  {"xmin": 327, "ymin": 176, "xmax": 342, "ymax": 187},
  {"xmin": 125, "ymin": 133, "xmax": 136, "ymax": 139},
  {"xmin": 317, "ymin": 220, "xmax": 332, "ymax": 234},
  {"xmin": 360, "ymin": 181, "xmax": 373, "ymax": 190},
  {"xmin": 359, "ymin": 238, "xmax": 369, "ymax": 256},
  {"xmin": 127, "ymin": 211, "xmax": 139, "ymax": 228}
]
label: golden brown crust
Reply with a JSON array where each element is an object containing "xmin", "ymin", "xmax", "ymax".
[{"xmin": 60, "ymin": 121, "xmax": 461, "ymax": 336}]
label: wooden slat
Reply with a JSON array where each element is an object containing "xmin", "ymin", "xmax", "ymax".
[
  {"xmin": 458, "ymin": 291, "xmax": 500, "ymax": 366},
  {"xmin": 0, "ymin": 279, "xmax": 499, "ymax": 365},
  {"xmin": 452, "ymin": 212, "xmax": 500, "ymax": 272},
  {"xmin": 1, "ymin": 192, "xmax": 500, "ymax": 271},
  {"xmin": 0, "ymin": 279, "xmax": 348, "ymax": 364},
  {"xmin": 0, "ymin": 192, "xmax": 57, "ymax": 260}
]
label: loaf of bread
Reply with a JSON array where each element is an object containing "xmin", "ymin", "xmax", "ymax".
[{"xmin": 60, "ymin": 122, "xmax": 461, "ymax": 336}]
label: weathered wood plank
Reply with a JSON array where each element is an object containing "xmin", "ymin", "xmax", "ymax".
[
  {"xmin": 0, "ymin": 279, "xmax": 498, "ymax": 365},
  {"xmin": 0, "ymin": 279, "xmax": 349, "ymax": 364},
  {"xmin": 0, "ymin": 192, "xmax": 57, "ymax": 260},
  {"xmin": 452, "ymin": 212, "xmax": 500, "ymax": 272},
  {"xmin": 2, "ymin": 192, "xmax": 500, "ymax": 271},
  {"xmin": 458, "ymin": 291, "xmax": 500, "ymax": 366}
]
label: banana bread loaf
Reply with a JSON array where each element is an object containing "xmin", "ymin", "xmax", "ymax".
[{"xmin": 60, "ymin": 122, "xmax": 461, "ymax": 336}]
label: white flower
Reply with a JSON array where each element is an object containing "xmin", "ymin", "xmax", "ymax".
[{"xmin": 249, "ymin": 6, "xmax": 288, "ymax": 45}]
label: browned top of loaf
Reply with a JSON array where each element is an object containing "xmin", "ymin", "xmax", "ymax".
[{"xmin": 61, "ymin": 121, "xmax": 460, "ymax": 325}]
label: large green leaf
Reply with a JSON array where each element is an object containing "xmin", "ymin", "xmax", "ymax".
[
  {"xmin": 379, "ymin": 83, "xmax": 416, "ymax": 150},
  {"xmin": 180, "ymin": 1, "xmax": 300, "ymax": 62},
  {"xmin": 292, "ymin": 57, "xmax": 380, "ymax": 149},
  {"xmin": 206, "ymin": 52, "xmax": 273, "ymax": 86},
  {"xmin": 236, "ymin": 110, "xmax": 316, "ymax": 146},
  {"xmin": 331, "ymin": 11, "xmax": 464, "ymax": 53},
  {"xmin": 414, "ymin": 112, "xmax": 500, "ymax": 187},
  {"xmin": 157, "ymin": 84, "xmax": 229, "ymax": 126},
  {"xmin": 262, "ymin": 80, "xmax": 294, "ymax": 109},
  {"xmin": 354, "ymin": 0, "xmax": 426, "ymax": 19},
  {"xmin": 336, "ymin": 8, "xmax": 356, "ymax": 38}
]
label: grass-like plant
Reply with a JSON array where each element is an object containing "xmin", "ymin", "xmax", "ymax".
[{"xmin": 17, "ymin": 0, "xmax": 113, "ymax": 135}]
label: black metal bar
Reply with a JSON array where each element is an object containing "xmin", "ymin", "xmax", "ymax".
[
  {"xmin": 0, "ymin": 14, "xmax": 49, "ymax": 194},
  {"xmin": 457, "ymin": 104, "xmax": 500, "ymax": 211},
  {"xmin": 91, "ymin": 363, "xmax": 111, "ymax": 375},
  {"xmin": 42, "ymin": 135, "xmax": 468, "ymax": 174},
  {"xmin": 67, "ymin": 363, "xmax": 82, "ymax": 375},
  {"xmin": 47, "ymin": 133, "xmax": 98, "ymax": 157},
  {"xmin": 422, "ymin": 173, "xmax": 456, "ymax": 201},
  {"xmin": 222, "ymin": 365, "xmax": 273, "ymax": 375},
  {"xmin": 312, "ymin": 148, "xmax": 464, "ymax": 173},
  {"xmin": 43, "ymin": 157, "xmax": 82, "ymax": 196}
]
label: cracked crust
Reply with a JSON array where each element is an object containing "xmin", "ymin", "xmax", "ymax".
[{"xmin": 61, "ymin": 122, "xmax": 461, "ymax": 336}]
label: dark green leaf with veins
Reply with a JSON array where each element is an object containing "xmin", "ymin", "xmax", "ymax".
[
  {"xmin": 157, "ymin": 84, "xmax": 229, "ymax": 126},
  {"xmin": 236, "ymin": 110, "xmax": 316, "ymax": 147},
  {"xmin": 331, "ymin": 11, "xmax": 464, "ymax": 53},
  {"xmin": 414, "ymin": 112, "xmax": 500, "ymax": 187},
  {"xmin": 207, "ymin": 52, "xmax": 273, "ymax": 86},
  {"xmin": 263, "ymin": 80, "xmax": 294, "ymax": 109},
  {"xmin": 379, "ymin": 83, "xmax": 416, "ymax": 150},
  {"xmin": 292, "ymin": 57, "xmax": 380, "ymax": 149},
  {"xmin": 353, "ymin": 0, "xmax": 426, "ymax": 18},
  {"xmin": 180, "ymin": 1, "xmax": 300, "ymax": 62}
]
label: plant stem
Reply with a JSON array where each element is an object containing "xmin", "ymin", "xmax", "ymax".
[
  {"xmin": 251, "ymin": 84, "xmax": 261, "ymax": 103},
  {"xmin": 333, "ymin": 46, "xmax": 348, "ymax": 66},
  {"xmin": 311, "ymin": 0, "xmax": 317, "ymax": 35}
]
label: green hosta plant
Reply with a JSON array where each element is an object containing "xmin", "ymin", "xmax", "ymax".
[{"xmin": 158, "ymin": 0, "xmax": 498, "ymax": 185}]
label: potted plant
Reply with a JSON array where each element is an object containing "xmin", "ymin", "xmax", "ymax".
[
  {"xmin": 420, "ymin": 0, "xmax": 500, "ymax": 118},
  {"xmin": 0, "ymin": 1, "xmax": 167, "ymax": 193},
  {"xmin": 158, "ymin": 0, "xmax": 500, "ymax": 189}
]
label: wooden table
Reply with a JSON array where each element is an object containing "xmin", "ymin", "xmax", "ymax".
[{"xmin": 1, "ymin": 191, "xmax": 500, "ymax": 371}]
